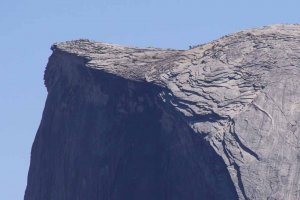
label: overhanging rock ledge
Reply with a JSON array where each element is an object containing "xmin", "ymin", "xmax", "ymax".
[{"xmin": 26, "ymin": 24, "xmax": 300, "ymax": 200}]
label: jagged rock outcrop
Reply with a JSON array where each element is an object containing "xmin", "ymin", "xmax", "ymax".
[{"xmin": 25, "ymin": 24, "xmax": 300, "ymax": 200}]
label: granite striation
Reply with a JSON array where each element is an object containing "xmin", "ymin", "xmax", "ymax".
[{"xmin": 25, "ymin": 24, "xmax": 300, "ymax": 200}]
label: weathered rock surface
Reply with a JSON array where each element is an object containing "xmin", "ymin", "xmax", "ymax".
[{"xmin": 25, "ymin": 24, "xmax": 300, "ymax": 200}]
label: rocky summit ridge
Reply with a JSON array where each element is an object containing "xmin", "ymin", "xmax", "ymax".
[{"xmin": 26, "ymin": 24, "xmax": 300, "ymax": 200}]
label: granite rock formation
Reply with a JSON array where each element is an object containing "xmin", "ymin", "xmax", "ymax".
[{"xmin": 25, "ymin": 24, "xmax": 300, "ymax": 200}]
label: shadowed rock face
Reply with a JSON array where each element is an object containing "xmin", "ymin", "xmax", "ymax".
[{"xmin": 26, "ymin": 24, "xmax": 300, "ymax": 200}]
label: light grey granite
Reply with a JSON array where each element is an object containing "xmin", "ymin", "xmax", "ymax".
[{"xmin": 26, "ymin": 24, "xmax": 300, "ymax": 200}]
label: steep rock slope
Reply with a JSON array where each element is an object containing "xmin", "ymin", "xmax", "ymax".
[{"xmin": 25, "ymin": 24, "xmax": 300, "ymax": 200}]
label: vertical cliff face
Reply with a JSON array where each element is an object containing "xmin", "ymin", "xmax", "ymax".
[
  {"xmin": 26, "ymin": 24, "xmax": 300, "ymax": 200},
  {"xmin": 25, "ymin": 49, "xmax": 237, "ymax": 200}
]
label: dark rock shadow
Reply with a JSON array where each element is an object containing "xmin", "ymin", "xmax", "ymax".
[{"xmin": 25, "ymin": 66, "xmax": 238, "ymax": 200}]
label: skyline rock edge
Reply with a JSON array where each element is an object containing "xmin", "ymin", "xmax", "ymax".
[{"xmin": 25, "ymin": 24, "xmax": 300, "ymax": 200}]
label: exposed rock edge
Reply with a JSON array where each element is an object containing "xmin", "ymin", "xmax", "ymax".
[{"xmin": 26, "ymin": 24, "xmax": 300, "ymax": 200}]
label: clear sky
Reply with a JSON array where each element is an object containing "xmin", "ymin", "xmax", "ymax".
[{"xmin": 0, "ymin": 0, "xmax": 299, "ymax": 199}]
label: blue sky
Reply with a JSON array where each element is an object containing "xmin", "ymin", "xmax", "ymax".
[{"xmin": 0, "ymin": 0, "xmax": 299, "ymax": 199}]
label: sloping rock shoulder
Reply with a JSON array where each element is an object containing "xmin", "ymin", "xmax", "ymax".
[{"xmin": 26, "ymin": 24, "xmax": 300, "ymax": 200}]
